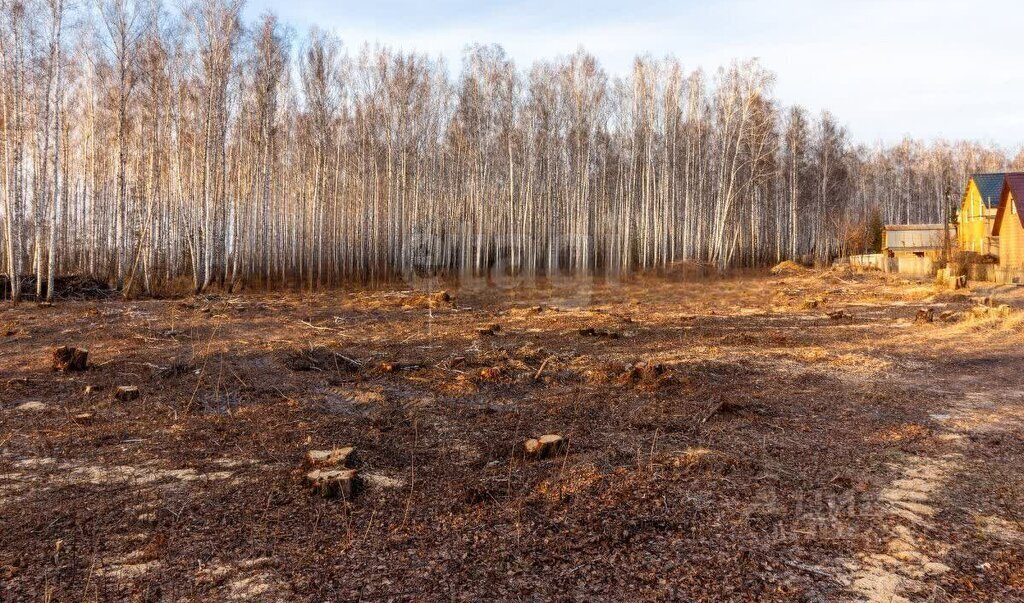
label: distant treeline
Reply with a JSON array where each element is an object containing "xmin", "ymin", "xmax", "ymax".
[{"xmin": 1, "ymin": 0, "xmax": 1020, "ymax": 298}]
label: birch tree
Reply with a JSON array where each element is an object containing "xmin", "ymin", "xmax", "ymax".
[{"xmin": 0, "ymin": 3, "xmax": 1015, "ymax": 297}]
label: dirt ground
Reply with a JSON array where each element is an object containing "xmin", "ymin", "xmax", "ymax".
[{"xmin": 1, "ymin": 268, "xmax": 1023, "ymax": 602}]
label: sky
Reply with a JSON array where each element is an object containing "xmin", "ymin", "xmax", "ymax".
[{"xmin": 243, "ymin": 0, "xmax": 1024, "ymax": 148}]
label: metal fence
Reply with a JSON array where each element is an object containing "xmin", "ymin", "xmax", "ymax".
[{"xmin": 849, "ymin": 254, "xmax": 884, "ymax": 271}]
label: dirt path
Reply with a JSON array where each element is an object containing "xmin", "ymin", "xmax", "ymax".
[{"xmin": 844, "ymin": 374, "xmax": 1024, "ymax": 602}]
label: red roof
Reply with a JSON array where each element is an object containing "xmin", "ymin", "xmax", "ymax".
[{"xmin": 992, "ymin": 174, "xmax": 1024, "ymax": 235}]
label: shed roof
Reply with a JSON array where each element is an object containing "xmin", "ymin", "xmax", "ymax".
[
  {"xmin": 970, "ymin": 173, "xmax": 1006, "ymax": 209},
  {"xmin": 883, "ymin": 224, "xmax": 950, "ymax": 232},
  {"xmin": 882, "ymin": 224, "xmax": 954, "ymax": 251}
]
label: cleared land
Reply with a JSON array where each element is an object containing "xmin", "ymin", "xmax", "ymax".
[{"xmin": 1, "ymin": 269, "xmax": 1023, "ymax": 601}]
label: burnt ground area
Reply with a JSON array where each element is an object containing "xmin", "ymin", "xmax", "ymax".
[{"xmin": 1, "ymin": 269, "xmax": 1022, "ymax": 602}]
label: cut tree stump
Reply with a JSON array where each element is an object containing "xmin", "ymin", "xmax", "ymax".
[
  {"xmin": 305, "ymin": 447, "xmax": 355, "ymax": 468},
  {"xmin": 380, "ymin": 361, "xmax": 420, "ymax": 373},
  {"xmin": 114, "ymin": 386, "xmax": 141, "ymax": 401},
  {"xmin": 618, "ymin": 361, "xmax": 668, "ymax": 385},
  {"xmin": 52, "ymin": 346, "xmax": 89, "ymax": 372},
  {"xmin": 478, "ymin": 367, "xmax": 503, "ymax": 380},
  {"xmin": 306, "ymin": 469, "xmax": 360, "ymax": 499},
  {"xmin": 73, "ymin": 412, "xmax": 95, "ymax": 425},
  {"xmin": 16, "ymin": 401, "xmax": 48, "ymax": 412},
  {"xmin": 477, "ymin": 324, "xmax": 501, "ymax": 336},
  {"xmin": 302, "ymin": 446, "xmax": 362, "ymax": 499},
  {"xmin": 524, "ymin": 434, "xmax": 567, "ymax": 460}
]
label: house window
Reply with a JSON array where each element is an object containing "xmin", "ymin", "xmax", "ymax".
[{"xmin": 1013, "ymin": 203, "xmax": 1017, "ymax": 215}]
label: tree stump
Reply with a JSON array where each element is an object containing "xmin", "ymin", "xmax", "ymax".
[
  {"xmin": 304, "ymin": 447, "xmax": 355, "ymax": 468},
  {"xmin": 479, "ymin": 367, "xmax": 502, "ymax": 380},
  {"xmin": 306, "ymin": 469, "xmax": 360, "ymax": 499},
  {"xmin": 524, "ymin": 434, "xmax": 567, "ymax": 460},
  {"xmin": 114, "ymin": 386, "xmax": 141, "ymax": 401},
  {"xmin": 73, "ymin": 412, "xmax": 95, "ymax": 425},
  {"xmin": 52, "ymin": 347, "xmax": 89, "ymax": 372},
  {"xmin": 477, "ymin": 324, "xmax": 501, "ymax": 336},
  {"xmin": 16, "ymin": 401, "xmax": 48, "ymax": 412}
]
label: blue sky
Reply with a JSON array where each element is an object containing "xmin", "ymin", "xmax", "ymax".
[{"xmin": 243, "ymin": 0, "xmax": 1023, "ymax": 148}]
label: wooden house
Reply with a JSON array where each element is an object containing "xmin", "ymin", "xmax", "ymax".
[
  {"xmin": 882, "ymin": 224, "xmax": 956, "ymax": 276},
  {"xmin": 992, "ymin": 173, "xmax": 1024, "ymax": 269},
  {"xmin": 958, "ymin": 173, "xmax": 1004, "ymax": 256}
]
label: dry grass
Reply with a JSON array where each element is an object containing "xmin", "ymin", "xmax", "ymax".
[
  {"xmin": 770, "ymin": 260, "xmax": 811, "ymax": 276},
  {"xmin": 1, "ymin": 270, "xmax": 1022, "ymax": 601}
]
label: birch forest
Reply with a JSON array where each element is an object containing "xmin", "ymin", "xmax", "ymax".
[{"xmin": 1, "ymin": 0, "xmax": 1020, "ymax": 299}]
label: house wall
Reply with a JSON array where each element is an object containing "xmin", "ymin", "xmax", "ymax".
[
  {"xmin": 959, "ymin": 180, "xmax": 996, "ymax": 254},
  {"xmin": 999, "ymin": 192, "xmax": 1024, "ymax": 268},
  {"xmin": 889, "ymin": 252, "xmax": 937, "ymax": 276}
]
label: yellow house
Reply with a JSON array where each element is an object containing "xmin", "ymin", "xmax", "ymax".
[
  {"xmin": 992, "ymin": 174, "xmax": 1024, "ymax": 269},
  {"xmin": 958, "ymin": 173, "xmax": 1004, "ymax": 256}
]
